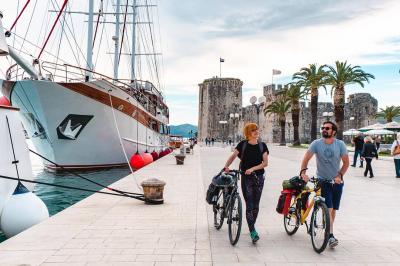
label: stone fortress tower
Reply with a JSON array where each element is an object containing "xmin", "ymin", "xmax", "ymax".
[
  {"xmin": 198, "ymin": 77, "xmax": 243, "ymax": 141},
  {"xmin": 198, "ymin": 76, "xmax": 378, "ymax": 143}
]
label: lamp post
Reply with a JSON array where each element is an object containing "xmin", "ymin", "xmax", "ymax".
[
  {"xmin": 229, "ymin": 112, "xmax": 240, "ymax": 145},
  {"xmin": 323, "ymin": 111, "xmax": 334, "ymax": 121},
  {"xmin": 250, "ymin": 96, "xmax": 266, "ymax": 125}
]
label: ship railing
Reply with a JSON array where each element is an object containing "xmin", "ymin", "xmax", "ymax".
[
  {"xmin": 6, "ymin": 61, "xmax": 167, "ymax": 119},
  {"xmin": 44, "ymin": 62, "xmax": 163, "ymax": 117},
  {"xmin": 5, "ymin": 64, "xmax": 33, "ymax": 81}
]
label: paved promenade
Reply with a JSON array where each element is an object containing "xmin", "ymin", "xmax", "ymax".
[{"xmin": 1, "ymin": 144, "xmax": 400, "ymax": 265}]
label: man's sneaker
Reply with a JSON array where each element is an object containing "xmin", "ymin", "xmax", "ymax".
[
  {"xmin": 328, "ymin": 236, "xmax": 338, "ymax": 248},
  {"xmin": 250, "ymin": 230, "xmax": 260, "ymax": 244}
]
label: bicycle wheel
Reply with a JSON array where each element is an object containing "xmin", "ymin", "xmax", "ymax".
[
  {"xmin": 228, "ymin": 194, "xmax": 242, "ymax": 245},
  {"xmin": 213, "ymin": 190, "xmax": 224, "ymax": 230},
  {"xmin": 310, "ymin": 201, "xmax": 330, "ymax": 253},
  {"xmin": 283, "ymin": 195, "xmax": 299, "ymax": 235}
]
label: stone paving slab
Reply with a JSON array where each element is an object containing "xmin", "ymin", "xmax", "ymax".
[
  {"xmin": 201, "ymin": 144, "xmax": 400, "ymax": 265},
  {"xmin": 0, "ymin": 144, "xmax": 399, "ymax": 265},
  {"xmin": 0, "ymin": 148, "xmax": 207, "ymax": 266}
]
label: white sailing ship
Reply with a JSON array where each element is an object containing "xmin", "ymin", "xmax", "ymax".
[{"xmin": 0, "ymin": 0, "xmax": 170, "ymax": 172}]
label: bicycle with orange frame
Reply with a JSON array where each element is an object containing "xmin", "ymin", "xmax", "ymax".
[{"xmin": 283, "ymin": 169, "xmax": 331, "ymax": 253}]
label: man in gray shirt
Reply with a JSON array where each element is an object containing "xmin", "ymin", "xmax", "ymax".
[{"xmin": 300, "ymin": 121, "xmax": 349, "ymax": 248}]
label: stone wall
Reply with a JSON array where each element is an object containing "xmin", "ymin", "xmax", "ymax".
[
  {"xmin": 259, "ymin": 85, "xmax": 378, "ymax": 143},
  {"xmin": 198, "ymin": 78, "xmax": 378, "ymax": 144}
]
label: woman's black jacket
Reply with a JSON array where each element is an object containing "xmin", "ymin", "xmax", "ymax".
[{"xmin": 361, "ymin": 142, "xmax": 378, "ymax": 159}]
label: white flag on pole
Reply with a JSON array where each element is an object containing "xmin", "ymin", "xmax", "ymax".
[{"xmin": 272, "ymin": 69, "xmax": 282, "ymax": 75}]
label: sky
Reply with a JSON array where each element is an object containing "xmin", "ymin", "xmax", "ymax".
[{"xmin": 1, "ymin": 0, "xmax": 400, "ymax": 126}]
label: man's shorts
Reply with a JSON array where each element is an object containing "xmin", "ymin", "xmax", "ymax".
[{"xmin": 320, "ymin": 182, "xmax": 344, "ymax": 210}]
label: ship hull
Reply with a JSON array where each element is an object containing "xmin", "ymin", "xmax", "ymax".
[{"xmin": 4, "ymin": 79, "xmax": 168, "ymax": 172}]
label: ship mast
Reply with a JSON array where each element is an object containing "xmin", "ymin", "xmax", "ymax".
[
  {"xmin": 86, "ymin": 0, "xmax": 94, "ymax": 81},
  {"xmin": 113, "ymin": 0, "xmax": 120, "ymax": 82},
  {"xmin": 131, "ymin": 0, "xmax": 137, "ymax": 82}
]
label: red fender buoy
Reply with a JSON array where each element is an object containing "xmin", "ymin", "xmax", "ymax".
[
  {"xmin": 130, "ymin": 153, "xmax": 145, "ymax": 170},
  {"xmin": 0, "ymin": 96, "xmax": 11, "ymax": 106},
  {"xmin": 142, "ymin": 152, "xmax": 154, "ymax": 166},
  {"xmin": 151, "ymin": 151, "xmax": 159, "ymax": 161}
]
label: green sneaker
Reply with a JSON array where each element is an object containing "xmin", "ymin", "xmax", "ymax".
[{"xmin": 250, "ymin": 230, "xmax": 260, "ymax": 243}]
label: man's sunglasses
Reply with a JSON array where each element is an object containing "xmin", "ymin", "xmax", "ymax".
[
  {"xmin": 321, "ymin": 127, "xmax": 332, "ymax": 130},
  {"xmin": 251, "ymin": 128, "xmax": 259, "ymax": 132}
]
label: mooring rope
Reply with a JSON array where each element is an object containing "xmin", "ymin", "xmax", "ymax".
[
  {"xmin": 0, "ymin": 174, "xmax": 145, "ymax": 201},
  {"xmin": 28, "ymin": 149, "xmax": 143, "ymax": 197}
]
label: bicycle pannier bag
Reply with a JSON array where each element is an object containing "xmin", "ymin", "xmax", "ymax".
[
  {"xmin": 276, "ymin": 189, "xmax": 294, "ymax": 215},
  {"xmin": 206, "ymin": 183, "xmax": 219, "ymax": 205},
  {"xmin": 276, "ymin": 193, "xmax": 286, "ymax": 214}
]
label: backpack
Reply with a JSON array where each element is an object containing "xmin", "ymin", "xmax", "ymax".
[
  {"xmin": 239, "ymin": 140, "xmax": 265, "ymax": 169},
  {"xmin": 394, "ymin": 141, "xmax": 400, "ymax": 156}
]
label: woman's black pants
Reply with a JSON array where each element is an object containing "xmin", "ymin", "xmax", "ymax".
[
  {"xmin": 364, "ymin": 158, "xmax": 374, "ymax": 177},
  {"xmin": 241, "ymin": 174, "xmax": 265, "ymax": 232}
]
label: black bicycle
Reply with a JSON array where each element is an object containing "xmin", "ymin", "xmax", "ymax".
[{"xmin": 212, "ymin": 170, "xmax": 244, "ymax": 245}]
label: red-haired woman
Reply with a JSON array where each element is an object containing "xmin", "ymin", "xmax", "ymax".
[{"xmin": 223, "ymin": 123, "xmax": 269, "ymax": 243}]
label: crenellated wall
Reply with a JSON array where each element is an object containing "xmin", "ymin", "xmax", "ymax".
[{"xmin": 198, "ymin": 78, "xmax": 378, "ymax": 143}]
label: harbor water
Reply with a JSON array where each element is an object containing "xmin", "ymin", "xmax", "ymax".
[{"xmin": 0, "ymin": 141, "xmax": 131, "ymax": 242}]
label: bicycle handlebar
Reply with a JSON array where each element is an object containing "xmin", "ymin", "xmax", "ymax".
[{"xmin": 220, "ymin": 169, "xmax": 257, "ymax": 179}]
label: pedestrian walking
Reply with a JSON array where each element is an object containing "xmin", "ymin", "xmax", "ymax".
[
  {"xmin": 223, "ymin": 123, "xmax": 269, "ymax": 244},
  {"xmin": 351, "ymin": 133, "xmax": 364, "ymax": 168},
  {"xmin": 211, "ymin": 137, "xmax": 215, "ymax": 146},
  {"xmin": 391, "ymin": 133, "xmax": 400, "ymax": 178},
  {"xmin": 361, "ymin": 136, "xmax": 378, "ymax": 178},
  {"xmin": 300, "ymin": 121, "xmax": 349, "ymax": 248},
  {"xmin": 375, "ymin": 136, "xmax": 381, "ymax": 151}
]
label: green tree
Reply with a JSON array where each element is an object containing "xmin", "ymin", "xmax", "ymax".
[
  {"xmin": 263, "ymin": 95, "xmax": 291, "ymax": 146},
  {"xmin": 282, "ymin": 84, "xmax": 308, "ymax": 146},
  {"xmin": 376, "ymin": 106, "xmax": 400, "ymax": 122},
  {"xmin": 326, "ymin": 61, "xmax": 375, "ymax": 139},
  {"xmin": 292, "ymin": 64, "xmax": 328, "ymax": 141}
]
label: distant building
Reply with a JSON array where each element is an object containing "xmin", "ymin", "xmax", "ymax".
[
  {"xmin": 198, "ymin": 77, "xmax": 242, "ymax": 141},
  {"xmin": 198, "ymin": 77, "xmax": 378, "ymax": 143}
]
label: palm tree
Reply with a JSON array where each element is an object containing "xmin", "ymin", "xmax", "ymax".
[
  {"xmin": 376, "ymin": 106, "xmax": 400, "ymax": 122},
  {"xmin": 326, "ymin": 61, "xmax": 375, "ymax": 139},
  {"xmin": 263, "ymin": 95, "xmax": 291, "ymax": 146},
  {"xmin": 292, "ymin": 64, "xmax": 328, "ymax": 142},
  {"xmin": 282, "ymin": 84, "xmax": 308, "ymax": 146}
]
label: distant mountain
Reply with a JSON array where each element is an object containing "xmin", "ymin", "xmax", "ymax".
[{"xmin": 170, "ymin": 124, "xmax": 197, "ymax": 138}]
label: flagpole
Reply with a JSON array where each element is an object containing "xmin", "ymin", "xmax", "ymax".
[
  {"xmin": 271, "ymin": 69, "xmax": 274, "ymax": 89},
  {"xmin": 220, "ymin": 58, "xmax": 222, "ymax": 78}
]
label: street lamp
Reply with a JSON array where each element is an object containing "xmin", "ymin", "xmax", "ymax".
[
  {"xmin": 322, "ymin": 111, "xmax": 334, "ymax": 121},
  {"xmin": 229, "ymin": 113, "xmax": 240, "ymax": 145},
  {"xmin": 250, "ymin": 95, "xmax": 266, "ymax": 125}
]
